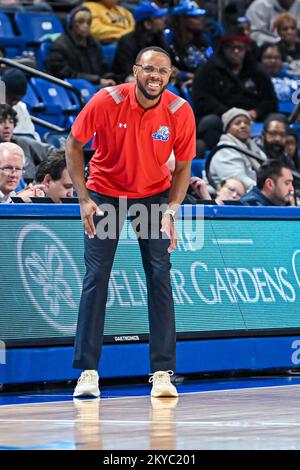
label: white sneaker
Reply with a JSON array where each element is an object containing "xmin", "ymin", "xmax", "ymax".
[
  {"xmin": 149, "ymin": 370, "xmax": 178, "ymax": 398},
  {"xmin": 73, "ymin": 370, "xmax": 100, "ymax": 398}
]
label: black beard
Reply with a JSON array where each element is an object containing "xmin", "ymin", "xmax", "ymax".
[
  {"xmin": 136, "ymin": 76, "xmax": 167, "ymax": 101},
  {"xmin": 264, "ymin": 141, "xmax": 285, "ymax": 160}
]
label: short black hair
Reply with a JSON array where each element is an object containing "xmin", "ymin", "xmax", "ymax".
[
  {"xmin": 263, "ymin": 113, "xmax": 288, "ymax": 132},
  {"xmin": 35, "ymin": 150, "xmax": 66, "ymax": 183},
  {"xmin": 258, "ymin": 42, "xmax": 283, "ymax": 62},
  {"xmin": 257, "ymin": 159, "xmax": 292, "ymax": 189},
  {"xmin": 0, "ymin": 104, "xmax": 17, "ymax": 126},
  {"xmin": 135, "ymin": 47, "xmax": 171, "ymax": 64}
]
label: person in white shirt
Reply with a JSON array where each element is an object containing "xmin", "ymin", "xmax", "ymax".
[{"xmin": 246, "ymin": 0, "xmax": 300, "ymax": 46}]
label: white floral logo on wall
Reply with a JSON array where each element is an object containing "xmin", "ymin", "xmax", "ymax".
[{"xmin": 17, "ymin": 224, "xmax": 82, "ymax": 333}]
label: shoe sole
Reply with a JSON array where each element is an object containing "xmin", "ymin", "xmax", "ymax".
[
  {"xmin": 73, "ymin": 387, "xmax": 100, "ymax": 398},
  {"xmin": 151, "ymin": 387, "xmax": 178, "ymax": 398}
]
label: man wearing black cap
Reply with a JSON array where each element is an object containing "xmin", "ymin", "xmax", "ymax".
[
  {"xmin": 1, "ymin": 68, "xmax": 40, "ymax": 141},
  {"xmin": 192, "ymin": 25, "xmax": 278, "ymax": 151}
]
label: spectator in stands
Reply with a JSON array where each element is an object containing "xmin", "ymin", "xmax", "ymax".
[
  {"xmin": 273, "ymin": 12, "xmax": 300, "ymax": 64},
  {"xmin": 285, "ymin": 127, "xmax": 300, "ymax": 170},
  {"xmin": 83, "ymin": 0, "xmax": 135, "ymax": 43},
  {"xmin": 112, "ymin": 1, "xmax": 169, "ymax": 82},
  {"xmin": 215, "ymin": 178, "xmax": 247, "ymax": 204},
  {"xmin": 192, "ymin": 25, "xmax": 278, "ymax": 151},
  {"xmin": 0, "ymin": 142, "xmax": 44, "ymax": 203},
  {"xmin": 255, "ymin": 113, "xmax": 292, "ymax": 161},
  {"xmin": 0, "ymin": 142, "xmax": 25, "ymax": 203},
  {"xmin": 246, "ymin": 0, "xmax": 300, "ymax": 46},
  {"xmin": 1, "ymin": 68, "xmax": 40, "ymax": 141},
  {"xmin": 259, "ymin": 43, "xmax": 288, "ymax": 77},
  {"xmin": 205, "ymin": 107, "xmax": 267, "ymax": 191},
  {"xmin": 35, "ymin": 151, "xmax": 74, "ymax": 202},
  {"xmin": 46, "ymin": 5, "xmax": 115, "ymax": 86},
  {"xmin": 187, "ymin": 176, "xmax": 246, "ymax": 204},
  {"xmin": 167, "ymin": 0, "xmax": 212, "ymax": 86},
  {"xmin": 237, "ymin": 16, "xmax": 252, "ymax": 37},
  {"xmin": 0, "ymin": 104, "xmax": 55, "ymax": 183},
  {"xmin": 240, "ymin": 159, "xmax": 294, "ymax": 205}
]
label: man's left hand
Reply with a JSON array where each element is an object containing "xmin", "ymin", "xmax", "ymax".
[{"xmin": 161, "ymin": 214, "xmax": 177, "ymax": 253}]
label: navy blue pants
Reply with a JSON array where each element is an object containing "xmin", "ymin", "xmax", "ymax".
[{"xmin": 73, "ymin": 190, "xmax": 176, "ymax": 373}]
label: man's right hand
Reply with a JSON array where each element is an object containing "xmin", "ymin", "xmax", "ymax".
[{"xmin": 80, "ymin": 198, "xmax": 104, "ymax": 239}]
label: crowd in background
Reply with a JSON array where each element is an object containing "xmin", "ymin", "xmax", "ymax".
[{"xmin": 0, "ymin": 0, "xmax": 300, "ymax": 207}]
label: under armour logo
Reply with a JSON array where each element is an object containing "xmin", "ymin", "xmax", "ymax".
[{"xmin": 118, "ymin": 123, "xmax": 127, "ymax": 128}]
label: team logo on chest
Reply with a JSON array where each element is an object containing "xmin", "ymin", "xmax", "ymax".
[{"xmin": 152, "ymin": 126, "xmax": 170, "ymax": 142}]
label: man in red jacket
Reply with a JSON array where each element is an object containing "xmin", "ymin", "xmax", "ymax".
[{"xmin": 66, "ymin": 46, "xmax": 196, "ymax": 398}]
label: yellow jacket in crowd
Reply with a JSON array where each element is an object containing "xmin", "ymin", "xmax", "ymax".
[{"xmin": 83, "ymin": 1, "xmax": 135, "ymax": 42}]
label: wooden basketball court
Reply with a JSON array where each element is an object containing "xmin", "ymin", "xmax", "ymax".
[{"xmin": 1, "ymin": 382, "xmax": 300, "ymax": 450}]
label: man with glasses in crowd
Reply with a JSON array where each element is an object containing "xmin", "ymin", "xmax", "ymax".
[
  {"xmin": 0, "ymin": 142, "xmax": 25, "ymax": 203},
  {"xmin": 0, "ymin": 142, "xmax": 44, "ymax": 203},
  {"xmin": 66, "ymin": 46, "xmax": 196, "ymax": 399}
]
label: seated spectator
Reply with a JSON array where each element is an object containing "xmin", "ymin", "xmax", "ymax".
[
  {"xmin": 1, "ymin": 68, "xmax": 40, "ymax": 141},
  {"xmin": 46, "ymin": 5, "xmax": 115, "ymax": 86},
  {"xmin": 240, "ymin": 159, "xmax": 294, "ymax": 205},
  {"xmin": 0, "ymin": 141, "xmax": 25, "ymax": 203},
  {"xmin": 167, "ymin": 0, "xmax": 212, "ymax": 86},
  {"xmin": 273, "ymin": 12, "xmax": 300, "ymax": 62},
  {"xmin": 192, "ymin": 25, "xmax": 278, "ymax": 151},
  {"xmin": 237, "ymin": 16, "xmax": 252, "ymax": 37},
  {"xmin": 254, "ymin": 113, "xmax": 292, "ymax": 162},
  {"xmin": 83, "ymin": 0, "xmax": 135, "ymax": 43},
  {"xmin": 0, "ymin": 142, "xmax": 44, "ymax": 203},
  {"xmin": 205, "ymin": 107, "xmax": 267, "ymax": 191},
  {"xmin": 285, "ymin": 127, "xmax": 300, "ymax": 170},
  {"xmin": 246, "ymin": 0, "xmax": 300, "ymax": 46},
  {"xmin": 188, "ymin": 175, "xmax": 246, "ymax": 204},
  {"xmin": 35, "ymin": 151, "xmax": 73, "ymax": 203},
  {"xmin": 259, "ymin": 43, "xmax": 288, "ymax": 77},
  {"xmin": 0, "ymin": 104, "xmax": 55, "ymax": 182},
  {"xmin": 214, "ymin": 178, "xmax": 247, "ymax": 204},
  {"xmin": 112, "ymin": 1, "xmax": 169, "ymax": 82}
]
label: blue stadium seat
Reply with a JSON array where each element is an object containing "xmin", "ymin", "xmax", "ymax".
[
  {"xmin": 65, "ymin": 79, "xmax": 97, "ymax": 105},
  {"xmin": 251, "ymin": 122, "xmax": 263, "ymax": 138},
  {"xmin": 167, "ymin": 83, "xmax": 181, "ymax": 96},
  {"xmin": 22, "ymin": 80, "xmax": 67, "ymax": 137},
  {"xmin": 191, "ymin": 159, "xmax": 206, "ymax": 178},
  {"xmin": 22, "ymin": 81, "xmax": 45, "ymax": 112},
  {"xmin": 36, "ymin": 39, "xmax": 52, "ymax": 69},
  {"xmin": 30, "ymin": 77, "xmax": 79, "ymax": 113},
  {"xmin": 44, "ymin": 131, "xmax": 68, "ymax": 149},
  {"xmin": 101, "ymin": 43, "xmax": 117, "ymax": 69},
  {"xmin": 14, "ymin": 12, "xmax": 63, "ymax": 45},
  {"xmin": 181, "ymin": 83, "xmax": 193, "ymax": 105},
  {"xmin": 30, "ymin": 77, "xmax": 79, "ymax": 128},
  {"xmin": 0, "ymin": 11, "xmax": 25, "ymax": 55}
]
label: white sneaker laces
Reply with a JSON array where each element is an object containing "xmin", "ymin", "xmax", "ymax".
[
  {"xmin": 149, "ymin": 370, "xmax": 174, "ymax": 385},
  {"xmin": 78, "ymin": 371, "xmax": 98, "ymax": 384}
]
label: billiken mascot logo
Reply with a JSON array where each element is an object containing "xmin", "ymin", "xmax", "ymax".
[{"xmin": 152, "ymin": 126, "xmax": 170, "ymax": 142}]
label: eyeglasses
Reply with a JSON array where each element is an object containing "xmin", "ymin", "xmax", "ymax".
[
  {"xmin": 223, "ymin": 185, "xmax": 244, "ymax": 198},
  {"xmin": 265, "ymin": 130, "xmax": 286, "ymax": 138},
  {"xmin": 135, "ymin": 64, "xmax": 172, "ymax": 76},
  {"xmin": 0, "ymin": 166, "xmax": 24, "ymax": 175},
  {"xmin": 262, "ymin": 55, "xmax": 281, "ymax": 60}
]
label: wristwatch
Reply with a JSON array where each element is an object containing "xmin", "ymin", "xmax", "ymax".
[{"xmin": 163, "ymin": 209, "xmax": 176, "ymax": 221}]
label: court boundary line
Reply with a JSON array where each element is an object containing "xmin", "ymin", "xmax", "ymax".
[{"xmin": 1, "ymin": 382, "xmax": 300, "ymax": 407}]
